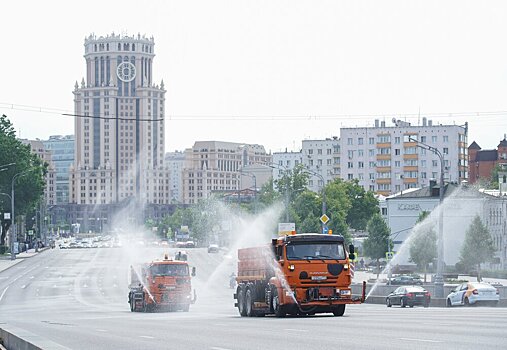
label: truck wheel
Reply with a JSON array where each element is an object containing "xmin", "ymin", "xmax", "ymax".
[
  {"xmin": 245, "ymin": 288, "xmax": 255, "ymax": 317},
  {"xmin": 272, "ymin": 289, "xmax": 285, "ymax": 318},
  {"xmin": 237, "ymin": 286, "xmax": 247, "ymax": 317},
  {"xmin": 130, "ymin": 298, "xmax": 135, "ymax": 312},
  {"xmin": 332, "ymin": 304, "xmax": 346, "ymax": 316}
]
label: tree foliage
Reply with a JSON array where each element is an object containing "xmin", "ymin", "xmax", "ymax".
[
  {"xmin": 364, "ymin": 213, "xmax": 391, "ymax": 277},
  {"xmin": 0, "ymin": 114, "xmax": 47, "ymax": 246},
  {"xmin": 409, "ymin": 211, "xmax": 437, "ymax": 282},
  {"xmin": 459, "ymin": 215, "xmax": 494, "ymax": 281}
]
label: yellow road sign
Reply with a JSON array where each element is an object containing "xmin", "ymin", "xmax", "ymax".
[{"xmin": 320, "ymin": 214, "xmax": 330, "ymax": 224}]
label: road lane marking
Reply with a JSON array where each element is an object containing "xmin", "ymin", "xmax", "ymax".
[
  {"xmin": 210, "ymin": 347, "xmax": 232, "ymax": 350},
  {"xmin": 21, "ymin": 285, "xmax": 26, "ymax": 289},
  {"xmin": 0, "ymin": 277, "xmax": 9, "ymax": 280},
  {"xmin": 30, "ymin": 276, "xmax": 34, "ymax": 279},
  {"xmin": 399, "ymin": 338, "xmax": 442, "ymax": 343},
  {"xmin": 139, "ymin": 335, "xmax": 155, "ymax": 339},
  {"xmin": 96, "ymin": 329, "xmax": 107, "ymax": 332},
  {"xmin": 0, "ymin": 287, "xmax": 9, "ymax": 302},
  {"xmin": 284, "ymin": 329, "xmax": 309, "ymax": 332}
]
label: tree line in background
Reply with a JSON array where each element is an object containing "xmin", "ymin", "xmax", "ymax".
[
  {"xmin": 362, "ymin": 209, "xmax": 496, "ymax": 281},
  {"xmin": 0, "ymin": 114, "xmax": 47, "ymax": 252},
  {"xmin": 146, "ymin": 164, "xmax": 380, "ymax": 245}
]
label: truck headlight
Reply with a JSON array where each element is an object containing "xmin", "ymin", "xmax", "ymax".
[{"xmin": 288, "ymin": 264, "xmax": 295, "ymax": 271}]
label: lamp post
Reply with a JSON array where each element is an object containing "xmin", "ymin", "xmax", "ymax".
[
  {"xmin": 409, "ymin": 137, "xmax": 445, "ymax": 298},
  {"xmin": 303, "ymin": 167, "xmax": 327, "ymax": 234},
  {"xmin": 10, "ymin": 171, "xmax": 31, "ymax": 260},
  {"xmin": 240, "ymin": 171, "xmax": 257, "ymax": 214},
  {"xmin": 268, "ymin": 163, "xmax": 291, "ymax": 222}
]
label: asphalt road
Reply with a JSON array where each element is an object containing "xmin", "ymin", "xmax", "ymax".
[{"xmin": 0, "ymin": 247, "xmax": 506, "ymax": 350}]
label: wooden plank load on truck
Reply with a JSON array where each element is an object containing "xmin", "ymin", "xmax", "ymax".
[
  {"xmin": 234, "ymin": 233, "xmax": 365, "ymax": 317},
  {"xmin": 128, "ymin": 254, "xmax": 197, "ymax": 312}
]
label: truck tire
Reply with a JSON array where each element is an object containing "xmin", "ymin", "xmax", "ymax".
[
  {"xmin": 272, "ymin": 289, "xmax": 285, "ymax": 318},
  {"xmin": 332, "ymin": 304, "xmax": 346, "ymax": 316},
  {"xmin": 245, "ymin": 288, "xmax": 255, "ymax": 317},
  {"xmin": 130, "ymin": 298, "xmax": 135, "ymax": 312},
  {"xmin": 237, "ymin": 286, "xmax": 247, "ymax": 317}
]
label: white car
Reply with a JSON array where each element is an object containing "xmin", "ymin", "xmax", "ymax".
[{"xmin": 446, "ymin": 282, "xmax": 499, "ymax": 307}]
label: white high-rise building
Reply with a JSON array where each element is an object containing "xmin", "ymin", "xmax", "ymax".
[
  {"xmin": 165, "ymin": 151, "xmax": 185, "ymax": 203},
  {"xmin": 70, "ymin": 33, "xmax": 170, "ymax": 205},
  {"xmin": 272, "ymin": 151, "xmax": 303, "ymax": 182},
  {"xmin": 340, "ymin": 118, "xmax": 468, "ymax": 196},
  {"xmin": 301, "ymin": 138, "xmax": 340, "ymax": 193}
]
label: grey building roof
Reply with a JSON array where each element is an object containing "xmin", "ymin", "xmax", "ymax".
[
  {"xmin": 468, "ymin": 141, "xmax": 481, "ymax": 150},
  {"xmin": 475, "ymin": 150, "xmax": 498, "ymax": 162}
]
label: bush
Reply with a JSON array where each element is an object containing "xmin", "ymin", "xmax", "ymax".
[
  {"xmin": 0, "ymin": 245, "xmax": 8, "ymax": 254},
  {"xmin": 481, "ymin": 270, "xmax": 507, "ymax": 279}
]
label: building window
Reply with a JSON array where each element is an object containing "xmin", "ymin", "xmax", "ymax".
[
  {"xmin": 395, "ymin": 149, "xmax": 400, "ymax": 155},
  {"xmin": 348, "ymin": 174, "xmax": 354, "ymax": 180},
  {"xmin": 369, "ymin": 137, "xmax": 375, "ymax": 145},
  {"xmin": 378, "ymin": 135, "xmax": 390, "ymax": 143},
  {"xmin": 432, "ymin": 136, "xmax": 437, "ymax": 143},
  {"xmin": 443, "ymin": 147, "xmax": 449, "ymax": 155},
  {"xmin": 394, "ymin": 137, "xmax": 401, "ymax": 144},
  {"xmin": 358, "ymin": 138, "xmax": 364, "ymax": 145},
  {"xmin": 443, "ymin": 135, "xmax": 449, "ymax": 142},
  {"xmin": 347, "ymin": 138, "xmax": 353, "ymax": 145}
]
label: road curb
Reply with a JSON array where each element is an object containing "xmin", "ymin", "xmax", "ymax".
[{"xmin": 0, "ymin": 325, "xmax": 70, "ymax": 350}]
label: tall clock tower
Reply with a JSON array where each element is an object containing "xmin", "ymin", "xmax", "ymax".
[{"xmin": 70, "ymin": 33, "xmax": 169, "ymax": 208}]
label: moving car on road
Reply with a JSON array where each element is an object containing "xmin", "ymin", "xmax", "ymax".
[
  {"xmin": 389, "ymin": 275, "xmax": 423, "ymax": 286},
  {"xmin": 386, "ymin": 286, "xmax": 431, "ymax": 308},
  {"xmin": 446, "ymin": 282, "xmax": 499, "ymax": 307},
  {"xmin": 208, "ymin": 244, "xmax": 219, "ymax": 253}
]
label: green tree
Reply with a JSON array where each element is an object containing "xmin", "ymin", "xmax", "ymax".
[
  {"xmin": 257, "ymin": 178, "xmax": 279, "ymax": 208},
  {"xmin": 459, "ymin": 215, "xmax": 494, "ymax": 282},
  {"xmin": 409, "ymin": 211, "xmax": 437, "ymax": 282},
  {"xmin": 291, "ymin": 190, "xmax": 320, "ymax": 232},
  {"xmin": 0, "ymin": 114, "xmax": 47, "ymax": 247},
  {"xmin": 342, "ymin": 179, "xmax": 379, "ymax": 230},
  {"xmin": 364, "ymin": 213, "xmax": 391, "ymax": 278}
]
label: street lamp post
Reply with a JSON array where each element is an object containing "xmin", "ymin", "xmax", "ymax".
[
  {"xmin": 10, "ymin": 171, "xmax": 31, "ymax": 260},
  {"xmin": 303, "ymin": 167, "xmax": 327, "ymax": 234},
  {"xmin": 268, "ymin": 163, "xmax": 291, "ymax": 222},
  {"xmin": 240, "ymin": 171, "xmax": 257, "ymax": 213},
  {"xmin": 409, "ymin": 137, "xmax": 445, "ymax": 298}
]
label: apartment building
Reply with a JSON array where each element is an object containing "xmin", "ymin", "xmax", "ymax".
[
  {"xmin": 42, "ymin": 135, "xmax": 74, "ymax": 204},
  {"xmin": 165, "ymin": 151, "xmax": 185, "ymax": 203},
  {"xmin": 340, "ymin": 118, "xmax": 468, "ymax": 196},
  {"xmin": 301, "ymin": 138, "xmax": 340, "ymax": 193},
  {"xmin": 182, "ymin": 141, "xmax": 272, "ymax": 204},
  {"xmin": 272, "ymin": 151, "xmax": 303, "ymax": 183}
]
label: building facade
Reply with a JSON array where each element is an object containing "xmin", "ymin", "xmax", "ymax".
[
  {"xmin": 468, "ymin": 138, "xmax": 507, "ymax": 184},
  {"xmin": 42, "ymin": 135, "xmax": 74, "ymax": 205},
  {"xmin": 301, "ymin": 137, "xmax": 340, "ymax": 193},
  {"xmin": 340, "ymin": 118, "xmax": 468, "ymax": 196},
  {"xmin": 70, "ymin": 33, "xmax": 170, "ymax": 206},
  {"xmin": 165, "ymin": 151, "xmax": 185, "ymax": 203},
  {"xmin": 271, "ymin": 151, "xmax": 303, "ymax": 183},
  {"xmin": 385, "ymin": 182, "xmax": 507, "ymax": 269},
  {"xmin": 181, "ymin": 141, "xmax": 272, "ymax": 204},
  {"xmin": 20, "ymin": 139, "xmax": 56, "ymax": 206}
]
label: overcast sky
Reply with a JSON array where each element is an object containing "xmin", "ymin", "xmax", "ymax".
[{"xmin": 1, "ymin": 0, "xmax": 507, "ymax": 153}]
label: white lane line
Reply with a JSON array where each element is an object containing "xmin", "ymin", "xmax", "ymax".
[
  {"xmin": 210, "ymin": 347, "xmax": 232, "ymax": 350},
  {"xmin": 21, "ymin": 285, "xmax": 27, "ymax": 289},
  {"xmin": 0, "ymin": 287, "xmax": 9, "ymax": 302},
  {"xmin": 423, "ymin": 322, "xmax": 453, "ymax": 326},
  {"xmin": 29, "ymin": 276, "xmax": 34, "ymax": 279},
  {"xmin": 139, "ymin": 335, "xmax": 155, "ymax": 339},
  {"xmin": 399, "ymin": 338, "xmax": 442, "ymax": 343},
  {"xmin": 96, "ymin": 329, "xmax": 107, "ymax": 332},
  {"xmin": 284, "ymin": 328, "xmax": 309, "ymax": 332},
  {"xmin": 0, "ymin": 277, "xmax": 9, "ymax": 280}
]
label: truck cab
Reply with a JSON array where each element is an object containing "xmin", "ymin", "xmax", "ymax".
[{"xmin": 129, "ymin": 254, "xmax": 196, "ymax": 312}]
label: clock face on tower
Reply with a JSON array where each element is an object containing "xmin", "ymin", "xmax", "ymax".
[{"xmin": 116, "ymin": 62, "xmax": 136, "ymax": 82}]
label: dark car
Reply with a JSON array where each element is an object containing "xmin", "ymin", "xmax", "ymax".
[
  {"xmin": 386, "ymin": 286, "xmax": 431, "ymax": 308},
  {"xmin": 207, "ymin": 244, "xmax": 219, "ymax": 253},
  {"xmin": 389, "ymin": 275, "xmax": 423, "ymax": 286}
]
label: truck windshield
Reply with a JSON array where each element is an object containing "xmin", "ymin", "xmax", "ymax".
[
  {"xmin": 286, "ymin": 243, "xmax": 346, "ymax": 260},
  {"xmin": 151, "ymin": 264, "xmax": 189, "ymax": 277}
]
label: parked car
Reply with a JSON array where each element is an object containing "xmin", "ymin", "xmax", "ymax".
[
  {"xmin": 389, "ymin": 275, "xmax": 423, "ymax": 285},
  {"xmin": 208, "ymin": 244, "xmax": 219, "ymax": 253},
  {"xmin": 386, "ymin": 286, "xmax": 431, "ymax": 308},
  {"xmin": 446, "ymin": 282, "xmax": 499, "ymax": 307}
]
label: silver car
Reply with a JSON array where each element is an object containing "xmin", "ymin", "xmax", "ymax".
[{"xmin": 446, "ymin": 282, "xmax": 499, "ymax": 307}]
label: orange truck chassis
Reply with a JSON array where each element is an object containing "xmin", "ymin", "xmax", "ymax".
[{"xmin": 234, "ymin": 233, "xmax": 365, "ymax": 317}]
